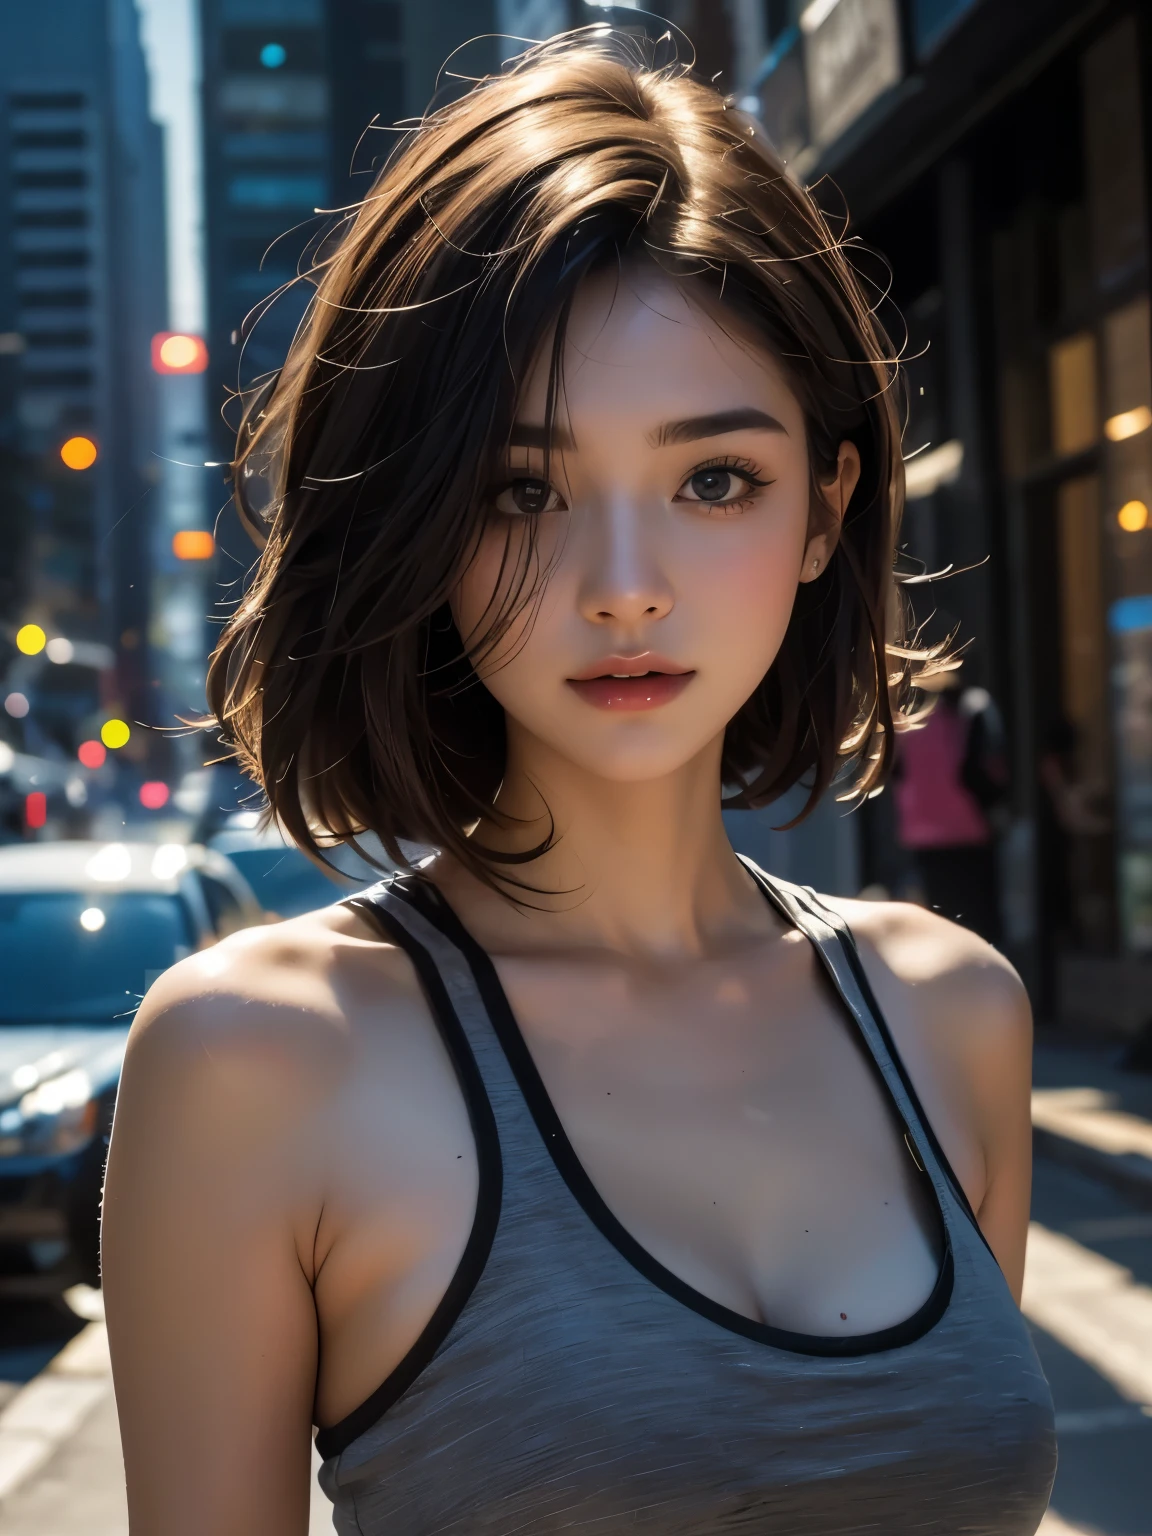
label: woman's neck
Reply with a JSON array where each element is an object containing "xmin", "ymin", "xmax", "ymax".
[{"xmin": 438, "ymin": 724, "xmax": 772, "ymax": 959}]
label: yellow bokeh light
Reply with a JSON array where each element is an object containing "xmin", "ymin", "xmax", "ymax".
[
  {"xmin": 1105, "ymin": 406, "xmax": 1152, "ymax": 442},
  {"xmin": 1117, "ymin": 500, "xmax": 1149, "ymax": 533},
  {"xmin": 15, "ymin": 624, "xmax": 46, "ymax": 656},
  {"xmin": 100, "ymin": 718, "xmax": 131, "ymax": 750},
  {"xmin": 172, "ymin": 529, "xmax": 215, "ymax": 560},
  {"xmin": 60, "ymin": 435, "xmax": 98, "ymax": 471},
  {"xmin": 159, "ymin": 334, "xmax": 200, "ymax": 369}
]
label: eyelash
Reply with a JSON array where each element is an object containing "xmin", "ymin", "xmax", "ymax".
[
  {"xmin": 677, "ymin": 455, "xmax": 771, "ymax": 514},
  {"xmin": 488, "ymin": 454, "xmax": 772, "ymax": 517}
]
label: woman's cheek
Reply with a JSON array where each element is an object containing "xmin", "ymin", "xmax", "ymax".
[{"xmin": 700, "ymin": 530, "xmax": 802, "ymax": 675}]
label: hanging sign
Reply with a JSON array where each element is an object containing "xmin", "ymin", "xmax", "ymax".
[{"xmin": 801, "ymin": 0, "xmax": 903, "ymax": 151}]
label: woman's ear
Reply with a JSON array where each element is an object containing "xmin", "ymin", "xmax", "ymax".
[{"xmin": 799, "ymin": 440, "xmax": 861, "ymax": 583}]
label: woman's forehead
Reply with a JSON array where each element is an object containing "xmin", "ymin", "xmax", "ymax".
[{"xmin": 517, "ymin": 264, "xmax": 799, "ymax": 435}]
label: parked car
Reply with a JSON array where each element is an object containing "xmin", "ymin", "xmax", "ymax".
[
  {"xmin": 0, "ymin": 840, "xmax": 261, "ymax": 1295},
  {"xmin": 208, "ymin": 813, "xmax": 383, "ymax": 917}
]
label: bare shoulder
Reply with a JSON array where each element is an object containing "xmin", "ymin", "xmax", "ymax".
[
  {"xmin": 820, "ymin": 894, "xmax": 1030, "ymax": 1057},
  {"xmin": 121, "ymin": 902, "xmax": 425, "ymax": 1126}
]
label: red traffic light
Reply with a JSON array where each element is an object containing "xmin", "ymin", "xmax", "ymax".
[{"xmin": 151, "ymin": 333, "xmax": 208, "ymax": 374}]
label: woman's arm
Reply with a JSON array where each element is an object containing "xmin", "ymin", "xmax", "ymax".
[
  {"xmin": 946, "ymin": 956, "xmax": 1034, "ymax": 1301},
  {"xmin": 101, "ymin": 936, "xmax": 345, "ymax": 1535}
]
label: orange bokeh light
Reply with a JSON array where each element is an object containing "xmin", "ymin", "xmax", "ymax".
[
  {"xmin": 172, "ymin": 529, "xmax": 215, "ymax": 560},
  {"xmin": 60, "ymin": 436, "xmax": 98, "ymax": 471},
  {"xmin": 151, "ymin": 332, "xmax": 208, "ymax": 374}
]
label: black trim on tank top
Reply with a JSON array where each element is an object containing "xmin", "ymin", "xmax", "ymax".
[
  {"xmin": 764, "ymin": 873, "xmax": 996, "ymax": 1262},
  {"xmin": 398, "ymin": 875, "xmax": 956, "ymax": 1361},
  {"xmin": 314, "ymin": 887, "xmax": 503, "ymax": 1462}
]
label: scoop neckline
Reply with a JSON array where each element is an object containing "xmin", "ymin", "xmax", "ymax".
[{"xmin": 412, "ymin": 873, "xmax": 956, "ymax": 1360}]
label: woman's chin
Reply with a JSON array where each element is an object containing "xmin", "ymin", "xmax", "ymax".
[{"xmin": 523, "ymin": 723, "xmax": 724, "ymax": 787}]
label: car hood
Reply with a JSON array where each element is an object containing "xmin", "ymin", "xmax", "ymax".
[{"xmin": 0, "ymin": 1026, "xmax": 130, "ymax": 1109}]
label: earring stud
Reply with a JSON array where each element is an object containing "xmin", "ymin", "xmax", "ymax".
[{"xmin": 812, "ymin": 557, "xmax": 820, "ymax": 570}]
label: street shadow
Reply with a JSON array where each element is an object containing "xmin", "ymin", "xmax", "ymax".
[
  {"xmin": 0, "ymin": 1299, "xmax": 84, "ymax": 1387},
  {"xmin": 1032, "ymin": 1157, "xmax": 1152, "ymax": 1290},
  {"xmin": 1029, "ymin": 1154, "xmax": 1152, "ymax": 1534}
]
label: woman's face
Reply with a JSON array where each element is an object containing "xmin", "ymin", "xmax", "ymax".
[{"xmin": 452, "ymin": 263, "xmax": 859, "ymax": 786}]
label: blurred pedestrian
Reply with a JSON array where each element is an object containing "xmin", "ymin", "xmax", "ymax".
[{"xmin": 894, "ymin": 666, "xmax": 1008, "ymax": 944}]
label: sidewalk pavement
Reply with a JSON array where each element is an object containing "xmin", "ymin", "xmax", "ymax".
[
  {"xmin": 0, "ymin": 1300, "xmax": 334, "ymax": 1533},
  {"xmin": 1033, "ymin": 1042, "xmax": 1152, "ymax": 1206},
  {"xmin": 0, "ymin": 1315, "xmax": 123, "ymax": 1535}
]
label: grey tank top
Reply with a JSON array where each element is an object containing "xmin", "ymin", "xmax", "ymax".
[{"xmin": 316, "ymin": 863, "xmax": 1056, "ymax": 1534}]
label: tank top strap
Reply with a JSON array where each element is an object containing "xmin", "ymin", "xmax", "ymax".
[
  {"xmin": 342, "ymin": 878, "xmax": 559, "ymax": 1173},
  {"xmin": 345, "ymin": 874, "xmax": 528, "ymax": 1127},
  {"xmin": 736, "ymin": 856, "xmax": 988, "ymax": 1244}
]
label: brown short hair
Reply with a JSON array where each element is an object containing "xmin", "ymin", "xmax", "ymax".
[{"xmin": 208, "ymin": 26, "xmax": 923, "ymax": 880}]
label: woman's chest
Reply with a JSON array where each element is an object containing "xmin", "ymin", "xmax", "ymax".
[
  {"xmin": 493, "ymin": 949, "xmax": 943, "ymax": 1333},
  {"xmin": 334, "ymin": 1224, "xmax": 1056, "ymax": 1536}
]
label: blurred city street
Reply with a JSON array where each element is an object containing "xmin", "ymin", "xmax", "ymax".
[{"xmin": 3, "ymin": 0, "xmax": 1152, "ymax": 1530}]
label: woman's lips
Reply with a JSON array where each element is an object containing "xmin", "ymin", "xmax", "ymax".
[{"xmin": 566, "ymin": 659, "xmax": 695, "ymax": 712}]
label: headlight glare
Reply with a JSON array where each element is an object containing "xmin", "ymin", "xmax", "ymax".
[{"xmin": 0, "ymin": 1070, "xmax": 97, "ymax": 1157}]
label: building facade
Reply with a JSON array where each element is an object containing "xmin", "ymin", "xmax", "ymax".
[
  {"xmin": 0, "ymin": 0, "xmax": 168, "ymax": 782},
  {"xmin": 754, "ymin": 0, "xmax": 1152, "ymax": 1028}
]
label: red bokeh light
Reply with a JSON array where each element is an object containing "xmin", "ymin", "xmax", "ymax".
[
  {"xmin": 78, "ymin": 739, "xmax": 106, "ymax": 769},
  {"xmin": 25, "ymin": 791, "xmax": 47, "ymax": 830},
  {"xmin": 139, "ymin": 781, "xmax": 170, "ymax": 810},
  {"xmin": 151, "ymin": 332, "xmax": 208, "ymax": 374}
]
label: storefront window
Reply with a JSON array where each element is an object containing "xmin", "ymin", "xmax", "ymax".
[{"xmin": 1103, "ymin": 297, "xmax": 1152, "ymax": 951}]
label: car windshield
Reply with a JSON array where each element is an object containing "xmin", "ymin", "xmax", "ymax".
[
  {"xmin": 0, "ymin": 892, "xmax": 195, "ymax": 1023},
  {"xmin": 220, "ymin": 846, "xmax": 355, "ymax": 917}
]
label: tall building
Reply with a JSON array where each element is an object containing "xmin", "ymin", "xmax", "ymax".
[
  {"xmin": 199, "ymin": 1, "xmax": 511, "ymax": 471},
  {"xmin": 0, "ymin": 0, "xmax": 167, "ymax": 771},
  {"xmin": 328, "ymin": 1, "xmax": 501, "ymax": 205},
  {"xmin": 200, "ymin": 0, "xmax": 331, "ymax": 447}
]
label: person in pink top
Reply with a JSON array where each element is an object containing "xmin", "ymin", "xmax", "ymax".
[{"xmin": 894, "ymin": 669, "xmax": 1007, "ymax": 944}]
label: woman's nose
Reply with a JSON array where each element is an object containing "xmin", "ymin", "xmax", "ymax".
[{"xmin": 575, "ymin": 497, "xmax": 674, "ymax": 627}]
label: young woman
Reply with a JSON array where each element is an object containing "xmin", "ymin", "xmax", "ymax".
[{"xmin": 102, "ymin": 28, "xmax": 1056, "ymax": 1536}]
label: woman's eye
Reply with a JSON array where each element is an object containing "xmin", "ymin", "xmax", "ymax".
[
  {"xmin": 492, "ymin": 478, "xmax": 565, "ymax": 516},
  {"xmin": 676, "ymin": 465, "xmax": 765, "ymax": 507}
]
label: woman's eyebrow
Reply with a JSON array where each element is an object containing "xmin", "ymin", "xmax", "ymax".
[{"xmin": 650, "ymin": 408, "xmax": 787, "ymax": 446}]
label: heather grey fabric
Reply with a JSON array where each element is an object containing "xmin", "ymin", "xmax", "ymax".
[{"xmin": 317, "ymin": 865, "xmax": 1056, "ymax": 1534}]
